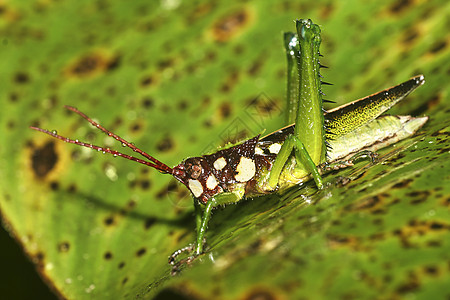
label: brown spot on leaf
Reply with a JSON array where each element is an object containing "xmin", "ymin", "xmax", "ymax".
[
  {"xmin": 389, "ymin": 0, "xmax": 414, "ymax": 14},
  {"xmin": 127, "ymin": 199, "xmax": 136, "ymax": 209},
  {"xmin": 423, "ymin": 265, "xmax": 439, "ymax": 276},
  {"xmin": 58, "ymin": 242, "xmax": 70, "ymax": 253},
  {"xmin": 319, "ymin": 3, "xmax": 334, "ymax": 19},
  {"xmin": 243, "ymin": 288, "xmax": 278, "ymax": 300},
  {"xmin": 49, "ymin": 181, "xmax": 59, "ymax": 190},
  {"xmin": 392, "ymin": 179, "xmax": 413, "ymax": 189},
  {"xmin": 140, "ymin": 75, "xmax": 155, "ymax": 87},
  {"xmin": 33, "ymin": 251, "xmax": 45, "ymax": 268},
  {"xmin": 104, "ymin": 251, "xmax": 113, "ymax": 260},
  {"xmin": 7, "ymin": 120, "xmax": 15, "ymax": 129},
  {"xmin": 144, "ymin": 217, "xmax": 156, "ymax": 230},
  {"xmin": 66, "ymin": 51, "xmax": 120, "ymax": 78},
  {"xmin": 118, "ymin": 262, "xmax": 125, "ymax": 269},
  {"xmin": 211, "ymin": 8, "xmax": 252, "ymax": 42},
  {"xmin": 9, "ymin": 92, "xmax": 19, "ymax": 102},
  {"xmin": 31, "ymin": 141, "xmax": 58, "ymax": 178},
  {"xmin": 220, "ymin": 69, "xmax": 240, "ymax": 93},
  {"xmin": 136, "ymin": 247, "xmax": 146, "ymax": 257},
  {"xmin": 140, "ymin": 179, "xmax": 151, "ymax": 190},
  {"xmin": 402, "ymin": 27, "xmax": 419, "ymax": 45},
  {"xmin": 67, "ymin": 183, "xmax": 77, "ymax": 193},
  {"xmin": 247, "ymin": 55, "xmax": 265, "ymax": 76},
  {"xmin": 14, "ymin": 72, "xmax": 30, "ymax": 84},
  {"xmin": 327, "ymin": 234, "xmax": 361, "ymax": 250},
  {"xmin": 130, "ymin": 122, "xmax": 142, "ymax": 133},
  {"xmin": 177, "ymin": 100, "xmax": 188, "ymax": 110},
  {"xmin": 157, "ymin": 137, "xmax": 174, "ymax": 152},
  {"xmin": 104, "ymin": 216, "xmax": 115, "ymax": 226},
  {"xmin": 219, "ymin": 102, "xmax": 232, "ymax": 119},
  {"xmin": 396, "ymin": 271, "xmax": 420, "ymax": 294},
  {"xmin": 429, "ymin": 40, "xmax": 447, "ymax": 54}
]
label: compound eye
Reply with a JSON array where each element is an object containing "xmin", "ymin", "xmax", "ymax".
[{"xmin": 190, "ymin": 164, "xmax": 202, "ymax": 179}]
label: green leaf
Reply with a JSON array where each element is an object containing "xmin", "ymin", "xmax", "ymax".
[{"xmin": 1, "ymin": 1, "xmax": 449, "ymax": 299}]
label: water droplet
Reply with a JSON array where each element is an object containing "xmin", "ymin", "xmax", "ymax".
[
  {"xmin": 85, "ymin": 284, "xmax": 95, "ymax": 293},
  {"xmin": 122, "ymin": 142, "xmax": 127, "ymax": 147},
  {"xmin": 104, "ymin": 163, "xmax": 118, "ymax": 181},
  {"xmin": 51, "ymin": 130, "xmax": 57, "ymax": 135}
]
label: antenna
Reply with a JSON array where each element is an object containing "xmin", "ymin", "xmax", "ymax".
[{"xmin": 30, "ymin": 106, "xmax": 173, "ymax": 174}]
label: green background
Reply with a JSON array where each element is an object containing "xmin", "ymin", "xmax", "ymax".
[{"xmin": 0, "ymin": 0, "xmax": 449, "ymax": 299}]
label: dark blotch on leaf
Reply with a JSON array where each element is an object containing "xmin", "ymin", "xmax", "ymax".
[
  {"xmin": 396, "ymin": 280, "xmax": 420, "ymax": 294},
  {"xmin": 427, "ymin": 240, "xmax": 441, "ymax": 247},
  {"xmin": 104, "ymin": 216, "xmax": 115, "ymax": 226},
  {"xmin": 58, "ymin": 242, "xmax": 70, "ymax": 253},
  {"xmin": 392, "ymin": 179, "xmax": 413, "ymax": 189},
  {"xmin": 122, "ymin": 277, "xmax": 128, "ymax": 285},
  {"xmin": 34, "ymin": 252, "xmax": 45, "ymax": 268},
  {"xmin": 144, "ymin": 217, "xmax": 156, "ymax": 230},
  {"xmin": 154, "ymin": 289, "xmax": 192, "ymax": 300},
  {"xmin": 178, "ymin": 100, "xmax": 188, "ymax": 110},
  {"xmin": 212, "ymin": 9, "xmax": 251, "ymax": 42},
  {"xmin": 142, "ymin": 97, "xmax": 154, "ymax": 109},
  {"xmin": 104, "ymin": 251, "xmax": 113, "ymax": 260},
  {"xmin": 7, "ymin": 120, "xmax": 15, "ymax": 129},
  {"xmin": 67, "ymin": 52, "xmax": 120, "ymax": 78},
  {"xmin": 319, "ymin": 3, "xmax": 334, "ymax": 19},
  {"xmin": 49, "ymin": 181, "xmax": 59, "ymax": 190},
  {"xmin": 429, "ymin": 40, "xmax": 447, "ymax": 54},
  {"xmin": 31, "ymin": 141, "xmax": 58, "ymax": 178},
  {"xmin": 67, "ymin": 183, "xmax": 77, "ymax": 194},
  {"xmin": 158, "ymin": 58, "xmax": 174, "ymax": 70},
  {"xmin": 118, "ymin": 262, "xmax": 125, "ymax": 269},
  {"xmin": 424, "ymin": 265, "xmax": 438, "ymax": 276},
  {"xmin": 130, "ymin": 122, "xmax": 141, "ymax": 133},
  {"xmin": 429, "ymin": 222, "xmax": 445, "ymax": 230},
  {"xmin": 219, "ymin": 102, "xmax": 232, "ymax": 119},
  {"xmin": 127, "ymin": 199, "xmax": 137, "ymax": 209},
  {"xmin": 14, "ymin": 72, "xmax": 30, "ymax": 84},
  {"xmin": 9, "ymin": 92, "xmax": 19, "ymax": 102},
  {"xmin": 157, "ymin": 137, "xmax": 174, "ymax": 152},
  {"xmin": 403, "ymin": 27, "xmax": 419, "ymax": 45},
  {"xmin": 136, "ymin": 247, "xmax": 147, "ymax": 257},
  {"xmin": 389, "ymin": 0, "xmax": 413, "ymax": 14},
  {"xmin": 406, "ymin": 190, "xmax": 430, "ymax": 198},
  {"xmin": 140, "ymin": 75, "xmax": 154, "ymax": 87},
  {"xmin": 140, "ymin": 179, "xmax": 151, "ymax": 190},
  {"xmin": 244, "ymin": 289, "xmax": 277, "ymax": 300}
]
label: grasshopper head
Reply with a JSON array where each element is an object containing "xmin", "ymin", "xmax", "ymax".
[{"xmin": 172, "ymin": 157, "xmax": 223, "ymax": 204}]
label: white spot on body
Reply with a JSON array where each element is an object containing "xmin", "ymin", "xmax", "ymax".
[
  {"xmin": 188, "ymin": 179, "xmax": 203, "ymax": 198},
  {"xmin": 213, "ymin": 157, "xmax": 227, "ymax": 170},
  {"xmin": 206, "ymin": 174, "xmax": 218, "ymax": 190},
  {"xmin": 255, "ymin": 147, "xmax": 264, "ymax": 155},
  {"xmin": 268, "ymin": 143, "xmax": 282, "ymax": 154},
  {"xmin": 235, "ymin": 157, "xmax": 256, "ymax": 182}
]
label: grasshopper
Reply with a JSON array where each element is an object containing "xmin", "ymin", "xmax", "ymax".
[{"xmin": 31, "ymin": 19, "xmax": 427, "ymax": 267}]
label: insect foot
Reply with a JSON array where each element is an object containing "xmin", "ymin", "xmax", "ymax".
[{"xmin": 168, "ymin": 239, "xmax": 208, "ymax": 275}]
